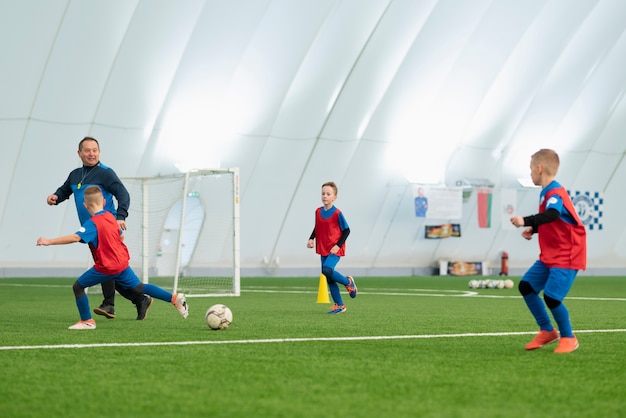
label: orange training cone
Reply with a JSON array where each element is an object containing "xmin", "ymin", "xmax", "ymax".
[{"xmin": 317, "ymin": 274, "xmax": 330, "ymax": 304}]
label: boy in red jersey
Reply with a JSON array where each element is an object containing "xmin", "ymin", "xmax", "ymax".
[
  {"xmin": 511, "ymin": 149, "xmax": 586, "ymax": 353},
  {"xmin": 307, "ymin": 182, "xmax": 357, "ymax": 314},
  {"xmin": 37, "ymin": 186, "xmax": 188, "ymax": 330}
]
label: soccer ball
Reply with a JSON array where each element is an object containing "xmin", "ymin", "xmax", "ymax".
[
  {"xmin": 496, "ymin": 280, "xmax": 505, "ymax": 289},
  {"xmin": 504, "ymin": 279, "xmax": 515, "ymax": 289},
  {"xmin": 468, "ymin": 280, "xmax": 479, "ymax": 289},
  {"xmin": 205, "ymin": 304, "xmax": 233, "ymax": 330}
]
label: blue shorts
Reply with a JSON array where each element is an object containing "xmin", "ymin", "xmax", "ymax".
[
  {"xmin": 521, "ymin": 260, "xmax": 578, "ymax": 301},
  {"xmin": 77, "ymin": 266, "xmax": 141, "ymax": 290}
]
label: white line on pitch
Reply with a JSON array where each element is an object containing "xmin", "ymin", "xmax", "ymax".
[
  {"xmin": 2, "ymin": 283, "xmax": 624, "ymax": 301},
  {"xmin": 245, "ymin": 288, "xmax": 626, "ymax": 301},
  {"xmin": 1, "ymin": 329, "xmax": 624, "ymax": 351}
]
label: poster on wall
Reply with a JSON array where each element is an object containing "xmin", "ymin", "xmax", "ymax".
[
  {"xmin": 500, "ymin": 188, "xmax": 517, "ymax": 230},
  {"xmin": 447, "ymin": 261, "xmax": 483, "ymax": 276},
  {"xmin": 569, "ymin": 190, "xmax": 603, "ymax": 230},
  {"xmin": 413, "ymin": 186, "xmax": 462, "ymax": 219},
  {"xmin": 425, "ymin": 223, "xmax": 461, "ymax": 239},
  {"xmin": 413, "ymin": 186, "xmax": 429, "ymax": 217}
]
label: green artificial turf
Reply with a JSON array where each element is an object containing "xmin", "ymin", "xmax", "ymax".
[{"xmin": 0, "ymin": 276, "xmax": 624, "ymax": 418}]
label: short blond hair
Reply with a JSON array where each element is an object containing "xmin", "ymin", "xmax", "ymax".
[
  {"xmin": 84, "ymin": 186, "xmax": 103, "ymax": 205},
  {"xmin": 531, "ymin": 149, "xmax": 560, "ymax": 176},
  {"xmin": 322, "ymin": 181, "xmax": 338, "ymax": 195}
]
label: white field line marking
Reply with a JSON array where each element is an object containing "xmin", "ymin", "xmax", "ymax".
[
  {"xmin": 245, "ymin": 287, "xmax": 626, "ymax": 301},
  {"xmin": 1, "ymin": 282, "xmax": 624, "ymax": 301},
  {"xmin": 1, "ymin": 329, "xmax": 624, "ymax": 351},
  {"xmin": 0, "ymin": 283, "xmax": 69, "ymax": 288}
]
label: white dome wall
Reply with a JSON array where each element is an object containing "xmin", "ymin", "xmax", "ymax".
[{"xmin": 1, "ymin": 0, "xmax": 625, "ymax": 276}]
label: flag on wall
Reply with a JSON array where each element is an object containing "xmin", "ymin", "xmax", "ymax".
[
  {"xmin": 569, "ymin": 191, "xmax": 604, "ymax": 230},
  {"xmin": 477, "ymin": 188, "xmax": 493, "ymax": 228}
]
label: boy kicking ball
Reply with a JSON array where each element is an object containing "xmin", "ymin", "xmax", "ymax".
[{"xmin": 37, "ymin": 185, "xmax": 188, "ymax": 329}]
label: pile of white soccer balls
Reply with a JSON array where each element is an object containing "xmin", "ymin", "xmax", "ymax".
[{"xmin": 468, "ymin": 279, "xmax": 514, "ymax": 289}]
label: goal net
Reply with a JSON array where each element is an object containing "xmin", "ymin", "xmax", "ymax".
[{"xmin": 121, "ymin": 169, "xmax": 240, "ymax": 297}]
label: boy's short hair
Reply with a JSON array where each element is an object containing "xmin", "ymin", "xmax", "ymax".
[
  {"xmin": 322, "ymin": 181, "xmax": 338, "ymax": 195},
  {"xmin": 531, "ymin": 149, "xmax": 560, "ymax": 176},
  {"xmin": 84, "ymin": 186, "xmax": 103, "ymax": 204}
]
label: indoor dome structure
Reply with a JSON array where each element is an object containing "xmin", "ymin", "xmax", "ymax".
[{"xmin": 1, "ymin": 0, "xmax": 625, "ymax": 277}]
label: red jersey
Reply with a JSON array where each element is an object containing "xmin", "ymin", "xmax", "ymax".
[
  {"xmin": 538, "ymin": 187, "xmax": 586, "ymax": 270},
  {"xmin": 90, "ymin": 212, "xmax": 131, "ymax": 275},
  {"xmin": 315, "ymin": 207, "xmax": 346, "ymax": 256}
]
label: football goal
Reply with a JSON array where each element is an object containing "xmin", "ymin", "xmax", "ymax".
[{"xmin": 121, "ymin": 169, "xmax": 240, "ymax": 297}]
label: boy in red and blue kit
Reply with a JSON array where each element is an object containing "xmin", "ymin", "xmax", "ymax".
[
  {"xmin": 307, "ymin": 182, "xmax": 357, "ymax": 314},
  {"xmin": 511, "ymin": 149, "xmax": 586, "ymax": 353},
  {"xmin": 37, "ymin": 186, "xmax": 189, "ymax": 330}
]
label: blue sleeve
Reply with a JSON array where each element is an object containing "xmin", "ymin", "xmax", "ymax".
[
  {"xmin": 53, "ymin": 168, "xmax": 81, "ymax": 204},
  {"xmin": 338, "ymin": 211, "xmax": 349, "ymax": 230},
  {"xmin": 76, "ymin": 220, "xmax": 98, "ymax": 245},
  {"xmin": 80, "ymin": 164, "xmax": 130, "ymax": 221},
  {"xmin": 544, "ymin": 194, "xmax": 563, "ymax": 212},
  {"xmin": 100, "ymin": 166, "xmax": 130, "ymax": 221},
  {"xmin": 545, "ymin": 193, "xmax": 576, "ymax": 224}
]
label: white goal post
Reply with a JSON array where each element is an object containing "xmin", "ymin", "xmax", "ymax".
[{"xmin": 121, "ymin": 169, "xmax": 240, "ymax": 297}]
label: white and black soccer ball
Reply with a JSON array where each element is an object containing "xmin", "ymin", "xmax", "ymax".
[
  {"xmin": 205, "ymin": 304, "xmax": 233, "ymax": 330},
  {"xmin": 468, "ymin": 280, "xmax": 479, "ymax": 289}
]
